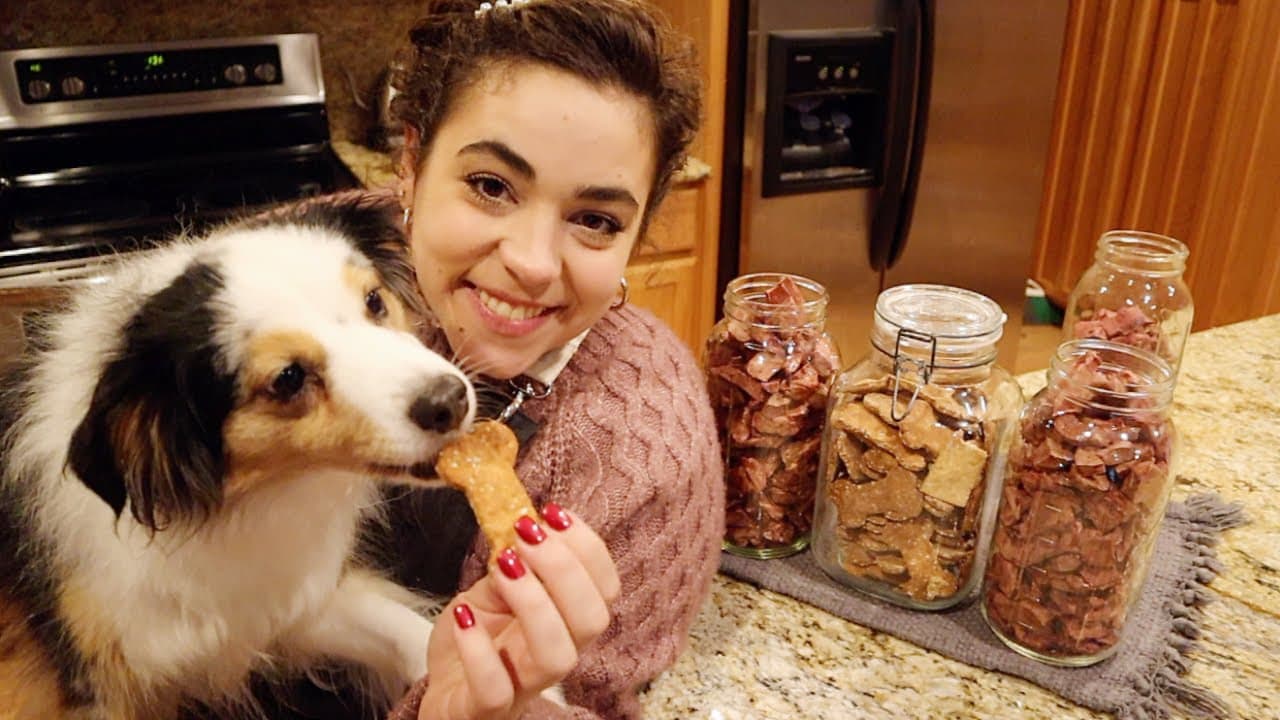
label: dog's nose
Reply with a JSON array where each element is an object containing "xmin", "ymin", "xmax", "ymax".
[{"xmin": 409, "ymin": 375, "xmax": 469, "ymax": 433}]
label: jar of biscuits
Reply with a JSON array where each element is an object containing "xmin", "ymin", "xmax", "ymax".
[
  {"xmin": 812, "ymin": 284, "xmax": 1022, "ymax": 609},
  {"xmin": 1061, "ymin": 230, "xmax": 1193, "ymax": 373},
  {"xmin": 706, "ymin": 273, "xmax": 840, "ymax": 559},
  {"xmin": 982, "ymin": 339, "xmax": 1176, "ymax": 666}
]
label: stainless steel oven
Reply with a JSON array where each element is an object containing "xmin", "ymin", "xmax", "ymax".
[{"xmin": 0, "ymin": 33, "xmax": 357, "ymax": 364}]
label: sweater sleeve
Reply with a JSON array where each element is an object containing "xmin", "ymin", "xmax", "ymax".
[{"xmin": 387, "ymin": 676, "xmax": 429, "ymax": 720}]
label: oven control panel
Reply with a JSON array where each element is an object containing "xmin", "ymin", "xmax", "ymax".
[
  {"xmin": 15, "ymin": 44, "xmax": 282, "ymax": 104},
  {"xmin": 0, "ymin": 35, "xmax": 324, "ymax": 130}
]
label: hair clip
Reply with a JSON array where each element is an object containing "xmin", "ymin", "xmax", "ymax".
[{"xmin": 475, "ymin": 0, "xmax": 528, "ymax": 17}]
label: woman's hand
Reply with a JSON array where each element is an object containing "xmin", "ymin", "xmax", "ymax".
[{"xmin": 418, "ymin": 504, "xmax": 621, "ymax": 720}]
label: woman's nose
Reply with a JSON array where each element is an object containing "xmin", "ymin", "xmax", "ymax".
[{"xmin": 499, "ymin": 211, "xmax": 560, "ymax": 295}]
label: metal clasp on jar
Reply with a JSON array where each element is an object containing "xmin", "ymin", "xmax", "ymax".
[{"xmin": 890, "ymin": 328, "xmax": 938, "ymax": 422}]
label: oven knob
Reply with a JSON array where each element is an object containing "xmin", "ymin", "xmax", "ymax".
[
  {"xmin": 26, "ymin": 78, "xmax": 52, "ymax": 100},
  {"xmin": 61, "ymin": 76, "xmax": 86, "ymax": 97},
  {"xmin": 253, "ymin": 62, "xmax": 278, "ymax": 83},
  {"xmin": 223, "ymin": 63, "xmax": 248, "ymax": 85}
]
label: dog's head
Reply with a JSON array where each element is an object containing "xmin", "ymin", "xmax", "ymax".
[{"xmin": 66, "ymin": 198, "xmax": 473, "ymax": 531}]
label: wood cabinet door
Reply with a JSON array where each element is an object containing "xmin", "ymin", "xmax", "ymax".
[
  {"xmin": 624, "ymin": 256, "xmax": 700, "ymax": 352},
  {"xmin": 1032, "ymin": 0, "xmax": 1280, "ymax": 330}
]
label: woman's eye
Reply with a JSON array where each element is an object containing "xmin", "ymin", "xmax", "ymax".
[
  {"xmin": 575, "ymin": 212, "xmax": 622, "ymax": 236},
  {"xmin": 466, "ymin": 174, "xmax": 512, "ymax": 203},
  {"xmin": 365, "ymin": 288, "xmax": 387, "ymax": 320},
  {"xmin": 271, "ymin": 362, "xmax": 307, "ymax": 400}
]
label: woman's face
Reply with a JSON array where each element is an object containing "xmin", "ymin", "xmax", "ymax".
[{"xmin": 401, "ymin": 64, "xmax": 655, "ymax": 379}]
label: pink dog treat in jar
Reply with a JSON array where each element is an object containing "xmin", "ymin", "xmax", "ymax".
[
  {"xmin": 705, "ymin": 273, "xmax": 840, "ymax": 559},
  {"xmin": 1061, "ymin": 230, "xmax": 1193, "ymax": 373},
  {"xmin": 982, "ymin": 339, "xmax": 1176, "ymax": 666}
]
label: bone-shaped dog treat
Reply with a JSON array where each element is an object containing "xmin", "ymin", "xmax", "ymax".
[{"xmin": 435, "ymin": 420, "xmax": 536, "ymax": 565}]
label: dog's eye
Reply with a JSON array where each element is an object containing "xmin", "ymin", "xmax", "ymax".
[
  {"xmin": 271, "ymin": 362, "xmax": 307, "ymax": 400},
  {"xmin": 365, "ymin": 288, "xmax": 387, "ymax": 320}
]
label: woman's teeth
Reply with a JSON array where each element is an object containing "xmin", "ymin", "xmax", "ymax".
[{"xmin": 477, "ymin": 288, "xmax": 545, "ymax": 321}]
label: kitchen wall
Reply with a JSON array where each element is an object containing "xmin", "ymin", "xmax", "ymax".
[{"xmin": 0, "ymin": 0, "xmax": 424, "ymax": 147}]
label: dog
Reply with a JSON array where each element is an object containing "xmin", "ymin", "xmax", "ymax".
[{"xmin": 0, "ymin": 196, "xmax": 474, "ymax": 719}]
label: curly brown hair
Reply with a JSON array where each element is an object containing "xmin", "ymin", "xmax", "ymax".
[{"xmin": 391, "ymin": 0, "xmax": 701, "ymax": 235}]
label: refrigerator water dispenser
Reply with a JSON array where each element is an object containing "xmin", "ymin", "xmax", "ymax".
[{"xmin": 762, "ymin": 31, "xmax": 893, "ymax": 197}]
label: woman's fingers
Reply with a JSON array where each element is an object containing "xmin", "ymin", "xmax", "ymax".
[
  {"xmin": 448, "ymin": 603, "xmax": 516, "ymax": 718},
  {"xmin": 512, "ymin": 514, "xmax": 612, "ymax": 647},
  {"xmin": 492, "ymin": 547, "xmax": 581, "ymax": 687},
  {"xmin": 431, "ymin": 506, "xmax": 618, "ymax": 715},
  {"xmin": 540, "ymin": 504, "xmax": 621, "ymax": 604}
]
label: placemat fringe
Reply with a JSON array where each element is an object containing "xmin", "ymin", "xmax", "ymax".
[{"xmin": 1117, "ymin": 493, "xmax": 1245, "ymax": 720}]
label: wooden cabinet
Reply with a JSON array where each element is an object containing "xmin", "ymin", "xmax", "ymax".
[
  {"xmin": 625, "ymin": 255, "xmax": 700, "ymax": 350},
  {"xmin": 1032, "ymin": 0, "xmax": 1280, "ymax": 331},
  {"xmin": 623, "ymin": 0, "xmax": 729, "ymax": 353},
  {"xmin": 627, "ymin": 178, "xmax": 719, "ymax": 351}
]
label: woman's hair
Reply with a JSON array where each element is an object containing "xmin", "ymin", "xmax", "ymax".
[{"xmin": 391, "ymin": 0, "xmax": 702, "ymax": 235}]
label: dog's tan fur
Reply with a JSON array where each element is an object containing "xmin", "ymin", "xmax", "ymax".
[{"xmin": 0, "ymin": 597, "xmax": 71, "ymax": 720}]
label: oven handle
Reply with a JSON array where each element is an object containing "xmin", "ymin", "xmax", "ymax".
[{"xmin": 0, "ymin": 257, "xmax": 123, "ymax": 292}]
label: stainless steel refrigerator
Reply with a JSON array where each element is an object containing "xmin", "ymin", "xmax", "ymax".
[{"xmin": 717, "ymin": 0, "xmax": 1068, "ymax": 368}]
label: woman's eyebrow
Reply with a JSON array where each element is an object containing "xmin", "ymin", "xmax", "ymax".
[
  {"xmin": 458, "ymin": 140, "xmax": 535, "ymax": 180},
  {"xmin": 575, "ymin": 185, "xmax": 639, "ymax": 210}
]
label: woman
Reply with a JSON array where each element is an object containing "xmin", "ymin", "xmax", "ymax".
[{"xmin": 379, "ymin": 1, "xmax": 724, "ymax": 718}]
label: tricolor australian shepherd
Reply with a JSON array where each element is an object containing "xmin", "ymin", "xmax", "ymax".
[{"xmin": 0, "ymin": 197, "xmax": 473, "ymax": 719}]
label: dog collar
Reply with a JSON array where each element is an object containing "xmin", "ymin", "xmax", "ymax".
[{"xmin": 493, "ymin": 328, "xmax": 591, "ymax": 437}]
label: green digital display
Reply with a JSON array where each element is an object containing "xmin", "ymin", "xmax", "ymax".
[
  {"xmin": 146, "ymin": 53, "xmax": 165, "ymax": 68},
  {"xmin": 28, "ymin": 62, "xmax": 42, "ymax": 72}
]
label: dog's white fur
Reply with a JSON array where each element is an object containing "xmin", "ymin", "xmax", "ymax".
[{"xmin": 0, "ymin": 212, "xmax": 476, "ymax": 718}]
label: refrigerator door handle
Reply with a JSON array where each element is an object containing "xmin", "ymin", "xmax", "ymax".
[{"xmin": 869, "ymin": 0, "xmax": 935, "ymax": 273}]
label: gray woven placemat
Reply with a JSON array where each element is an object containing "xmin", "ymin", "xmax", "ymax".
[{"xmin": 720, "ymin": 493, "xmax": 1246, "ymax": 720}]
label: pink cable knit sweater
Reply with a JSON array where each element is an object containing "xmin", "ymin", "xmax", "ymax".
[{"xmin": 388, "ymin": 305, "xmax": 725, "ymax": 720}]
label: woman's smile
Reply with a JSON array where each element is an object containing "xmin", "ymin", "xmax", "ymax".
[{"xmin": 465, "ymin": 283, "xmax": 558, "ymax": 336}]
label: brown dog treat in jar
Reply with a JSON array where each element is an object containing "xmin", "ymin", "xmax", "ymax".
[
  {"xmin": 813, "ymin": 285, "xmax": 1022, "ymax": 609},
  {"xmin": 981, "ymin": 339, "xmax": 1176, "ymax": 666}
]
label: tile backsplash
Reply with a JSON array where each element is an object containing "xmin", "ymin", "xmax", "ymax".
[{"xmin": 1, "ymin": 0, "xmax": 424, "ymax": 147}]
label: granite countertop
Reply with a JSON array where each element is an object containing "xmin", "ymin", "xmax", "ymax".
[{"xmin": 640, "ymin": 313, "xmax": 1280, "ymax": 719}]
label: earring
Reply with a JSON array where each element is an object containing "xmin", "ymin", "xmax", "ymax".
[
  {"xmin": 611, "ymin": 277, "xmax": 629, "ymax": 308},
  {"xmin": 402, "ymin": 206, "xmax": 412, "ymax": 229}
]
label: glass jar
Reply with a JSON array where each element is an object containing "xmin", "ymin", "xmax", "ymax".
[
  {"xmin": 811, "ymin": 284, "xmax": 1022, "ymax": 609},
  {"xmin": 982, "ymin": 339, "xmax": 1176, "ymax": 666},
  {"xmin": 1062, "ymin": 230, "xmax": 1193, "ymax": 372},
  {"xmin": 706, "ymin": 273, "xmax": 840, "ymax": 559}
]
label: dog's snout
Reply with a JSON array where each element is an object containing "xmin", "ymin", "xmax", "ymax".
[{"xmin": 409, "ymin": 376, "xmax": 468, "ymax": 433}]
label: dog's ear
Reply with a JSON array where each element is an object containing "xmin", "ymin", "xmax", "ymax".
[
  {"xmin": 255, "ymin": 193, "xmax": 430, "ymax": 319},
  {"xmin": 67, "ymin": 262, "xmax": 235, "ymax": 532}
]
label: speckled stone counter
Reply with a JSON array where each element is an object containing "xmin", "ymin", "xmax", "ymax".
[{"xmin": 640, "ymin": 314, "xmax": 1280, "ymax": 719}]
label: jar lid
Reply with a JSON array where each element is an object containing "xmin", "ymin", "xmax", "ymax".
[{"xmin": 871, "ymin": 284, "xmax": 1007, "ymax": 368}]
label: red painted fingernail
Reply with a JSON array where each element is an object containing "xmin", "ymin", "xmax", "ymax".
[
  {"xmin": 541, "ymin": 502, "xmax": 572, "ymax": 531},
  {"xmin": 514, "ymin": 516, "xmax": 547, "ymax": 545},
  {"xmin": 497, "ymin": 547, "xmax": 526, "ymax": 579},
  {"xmin": 453, "ymin": 603, "xmax": 475, "ymax": 629}
]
